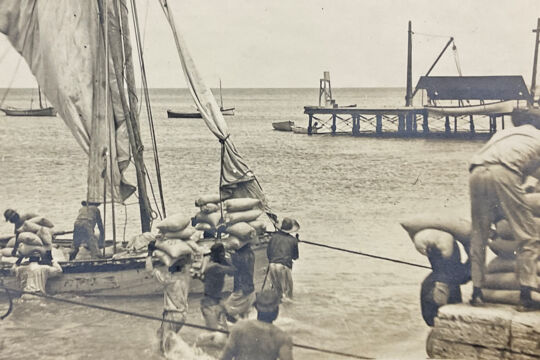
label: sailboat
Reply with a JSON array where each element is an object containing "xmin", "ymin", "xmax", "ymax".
[
  {"xmin": 0, "ymin": 0, "xmax": 274, "ymax": 296},
  {"xmin": 167, "ymin": 79, "xmax": 235, "ymax": 118},
  {"xmin": 0, "ymin": 87, "xmax": 57, "ymax": 117}
]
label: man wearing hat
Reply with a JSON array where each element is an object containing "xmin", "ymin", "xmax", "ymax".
[
  {"xmin": 468, "ymin": 108, "xmax": 540, "ymax": 310},
  {"xmin": 69, "ymin": 201, "xmax": 105, "ymax": 260},
  {"xmin": 10, "ymin": 249, "xmax": 62, "ymax": 300},
  {"xmin": 4, "ymin": 209, "xmax": 39, "ymax": 233},
  {"xmin": 266, "ymin": 217, "xmax": 300, "ymax": 301},
  {"xmin": 220, "ymin": 289, "xmax": 293, "ymax": 360}
]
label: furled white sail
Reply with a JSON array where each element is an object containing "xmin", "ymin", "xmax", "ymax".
[
  {"xmin": 159, "ymin": 0, "xmax": 273, "ymax": 216},
  {"xmin": 0, "ymin": 0, "xmax": 134, "ymax": 203}
]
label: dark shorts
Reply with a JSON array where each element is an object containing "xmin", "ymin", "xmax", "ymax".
[{"xmin": 73, "ymin": 222, "xmax": 94, "ymax": 248}]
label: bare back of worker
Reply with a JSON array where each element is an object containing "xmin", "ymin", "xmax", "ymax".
[{"xmin": 220, "ymin": 319, "xmax": 293, "ymax": 360}]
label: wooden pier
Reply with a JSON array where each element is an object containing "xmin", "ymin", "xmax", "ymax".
[{"xmin": 303, "ymin": 105, "xmax": 511, "ymax": 139}]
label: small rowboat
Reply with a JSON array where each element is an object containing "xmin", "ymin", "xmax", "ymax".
[{"xmin": 272, "ymin": 120, "xmax": 294, "ymax": 131}]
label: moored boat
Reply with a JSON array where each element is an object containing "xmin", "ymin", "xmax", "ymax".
[
  {"xmin": 424, "ymin": 100, "xmax": 516, "ymax": 116},
  {"xmin": 272, "ymin": 120, "xmax": 294, "ymax": 131},
  {"xmin": 167, "ymin": 107, "xmax": 235, "ymax": 118},
  {"xmin": 0, "ymin": 238, "xmax": 270, "ymax": 297},
  {"xmin": 291, "ymin": 125, "xmax": 308, "ymax": 134},
  {"xmin": 1, "ymin": 106, "xmax": 57, "ymax": 117}
]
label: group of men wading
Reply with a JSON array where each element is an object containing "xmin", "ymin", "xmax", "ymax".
[{"xmin": 144, "ymin": 216, "xmax": 300, "ymax": 359}]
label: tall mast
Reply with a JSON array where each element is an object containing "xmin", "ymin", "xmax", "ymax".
[
  {"xmin": 531, "ymin": 18, "xmax": 540, "ymax": 105},
  {"xmin": 219, "ymin": 78, "xmax": 224, "ymax": 109},
  {"xmin": 105, "ymin": 0, "xmax": 152, "ymax": 232},
  {"xmin": 405, "ymin": 21, "xmax": 413, "ymax": 106},
  {"xmin": 38, "ymin": 86, "xmax": 43, "ymax": 108},
  {"xmin": 118, "ymin": 0, "xmax": 153, "ymax": 232}
]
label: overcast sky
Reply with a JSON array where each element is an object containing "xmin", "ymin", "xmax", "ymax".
[{"xmin": 1, "ymin": 0, "xmax": 540, "ymax": 88}]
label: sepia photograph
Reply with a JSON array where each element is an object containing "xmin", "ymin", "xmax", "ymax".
[{"xmin": 1, "ymin": 0, "xmax": 540, "ymax": 359}]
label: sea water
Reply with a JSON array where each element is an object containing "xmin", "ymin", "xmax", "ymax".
[{"xmin": 0, "ymin": 88, "xmax": 485, "ymax": 359}]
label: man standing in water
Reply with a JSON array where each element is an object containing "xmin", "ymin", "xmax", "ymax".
[
  {"xmin": 145, "ymin": 240, "xmax": 191, "ymax": 353},
  {"xmin": 11, "ymin": 249, "xmax": 62, "ymax": 300},
  {"xmin": 197, "ymin": 243, "xmax": 236, "ymax": 346},
  {"xmin": 220, "ymin": 289, "xmax": 293, "ymax": 360},
  {"xmin": 223, "ymin": 241, "xmax": 256, "ymax": 322},
  {"xmin": 267, "ymin": 217, "xmax": 300, "ymax": 301},
  {"xmin": 69, "ymin": 201, "xmax": 104, "ymax": 260},
  {"xmin": 469, "ymin": 108, "xmax": 540, "ymax": 310}
]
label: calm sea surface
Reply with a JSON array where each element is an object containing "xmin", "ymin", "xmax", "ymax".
[{"xmin": 0, "ymin": 88, "xmax": 486, "ymax": 359}]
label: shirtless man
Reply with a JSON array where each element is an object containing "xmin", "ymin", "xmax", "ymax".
[{"xmin": 220, "ymin": 289, "xmax": 293, "ymax": 360}]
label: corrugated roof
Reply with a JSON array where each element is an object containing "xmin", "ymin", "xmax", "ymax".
[{"xmin": 415, "ymin": 76, "xmax": 531, "ymax": 101}]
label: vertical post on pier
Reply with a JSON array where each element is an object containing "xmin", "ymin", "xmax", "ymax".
[
  {"xmin": 351, "ymin": 114, "xmax": 358, "ymax": 136},
  {"xmin": 454, "ymin": 116, "xmax": 458, "ymax": 133},
  {"xmin": 398, "ymin": 113, "xmax": 405, "ymax": 133},
  {"xmin": 445, "ymin": 116, "xmax": 451, "ymax": 134},
  {"xmin": 422, "ymin": 112, "xmax": 429, "ymax": 133},
  {"xmin": 331, "ymin": 114, "xmax": 337, "ymax": 135},
  {"xmin": 376, "ymin": 114, "xmax": 383, "ymax": 134},
  {"xmin": 405, "ymin": 21, "xmax": 413, "ymax": 106},
  {"xmin": 493, "ymin": 116, "xmax": 498, "ymax": 132},
  {"xmin": 308, "ymin": 114, "xmax": 313, "ymax": 136},
  {"xmin": 469, "ymin": 115, "xmax": 475, "ymax": 135},
  {"xmin": 531, "ymin": 18, "xmax": 540, "ymax": 105},
  {"xmin": 501, "ymin": 115, "xmax": 505, "ymax": 129},
  {"xmin": 412, "ymin": 113, "xmax": 417, "ymax": 133}
]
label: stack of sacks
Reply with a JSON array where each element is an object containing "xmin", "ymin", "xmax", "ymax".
[
  {"xmin": 222, "ymin": 198, "xmax": 264, "ymax": 247},
  {"xmin": 155, "ymin": 213, "xmax": 203, "ymax": 256},
  {"xmin": 152, "ymin": 239, "xmax": 193, "ymax": 267},
  {"xmin": 1, "ymin": 216, "xmax": 55, "ymax": 259},
  {"xmin": 223, "ymin": 198, "xmax": 263, "ymax": 226},
  {"xmin": 484, "ymin": 207, "xmax": 540, "ymax": 304},
  {"xmin": 193, "ymin": 194, "xmax": 227, "ymax": 234}
]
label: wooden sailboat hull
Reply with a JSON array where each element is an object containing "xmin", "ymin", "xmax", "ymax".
[
  {"xmin": 0, "ymin": 107, "xmax": 57, "ymax": 117},
  {"xmin": 425, "ymin": 100, "xmax": 515, "ymax": 116},
  {"xmin": 1, "ymin": 240, "xmax": 269, "ymax": 297},
  {"xmin": 272, "ymin": 121, "xmax": 294, "ymax": 131},
  {"xmin": 167, "ymin": 107, "xmax": 235, "ymax": 119}
]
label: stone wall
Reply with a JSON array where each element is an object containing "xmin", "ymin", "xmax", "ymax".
[{"xmin": 427, "ymin": 304, "xmax": 540, "ymax": 359}]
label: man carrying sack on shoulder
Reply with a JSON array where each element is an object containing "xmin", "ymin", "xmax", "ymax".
[{"xmin": 267, "ymin": 217, "xmax": 300, "ymax": 301}]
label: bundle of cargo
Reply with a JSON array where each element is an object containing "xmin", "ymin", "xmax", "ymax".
[
  {"xmin": 152, "ymin": 239, "xmax": 193, "ymax": 267},
  {"xmin": 483, "ymin": 220, "xmax": 540, "ymax": 304},
  {"xmin": 1, "ymin": 216, "xmax": 55, "ymax": 260}
]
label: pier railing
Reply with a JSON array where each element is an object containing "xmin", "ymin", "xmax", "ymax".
[{"xmin": 303, "ymin": 106, "xmax": 510, "ymax": 138}]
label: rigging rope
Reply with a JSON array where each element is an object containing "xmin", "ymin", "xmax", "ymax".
[
  {"xmin": 128, "ymin": 0, "xmax": 167, "ymax": 219},
  {"xmin": 452, "ymin": 43, "xmax": 463, "ymax": 76},
  {"xmin": 298, "ymin": 239, "xmax": 430, "ymax": 270},
  {"xmin": 0, "ymin": 280, "xmax": 13, "ymax": 320},
  {"xmin": 0, "ymin": 286, "xmax": 373, "ymax": 359},
  {"xmin": 0, "ymin": 49, "xmax": 23, "ymax": 107}
]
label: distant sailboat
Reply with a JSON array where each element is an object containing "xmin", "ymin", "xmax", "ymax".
[
  {"xmin": 167, "ymin": 79, "xmax": 235, "ymax": 118},
  {"xmin": 0, "ymin": 87, "xmax": 57, "ymax": 117}
]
